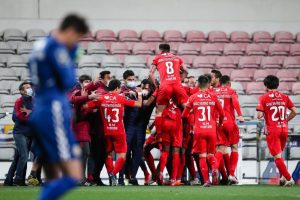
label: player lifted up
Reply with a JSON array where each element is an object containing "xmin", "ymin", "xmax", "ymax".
[{"xmin": 149, "ymin": 44, "xmax": 188, "ymax": 136}]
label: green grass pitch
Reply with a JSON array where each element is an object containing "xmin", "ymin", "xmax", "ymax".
[{"xmin": 1, "ymin": 185, "xmax": 299, "ymax": 200}]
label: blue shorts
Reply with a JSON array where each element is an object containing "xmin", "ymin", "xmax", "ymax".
[{"xmin": 30, "ymin": 100, "xmax": 81, "ymax": 163}]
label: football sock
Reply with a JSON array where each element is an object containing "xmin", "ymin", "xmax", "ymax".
[
  {"xmin": 38, "ymin": 176, "xmax": 78, "ymax": 200},
  {"xmin": 105, "ymin": 156, "xmax": 114, "ymax": 174},
  {"xmin": 177, "ymin": 153, "xmax": 186, "ymax": 180},
  {"xmin": 145, "ymin": 152, "xmax": 156, "ymax": 175},
  {"xmin": 171, "ymin": 152, "xmax": 180, "ymax": 180},
  {"xmin": 113, "ymin": 157, "xmax": 126, "ymax": 176},
  {"xmin": 275, "ymin": 158, "xmax": 291, "ymax": 181},
  {"xmin": 215, "ymin": 151, "xmax": 223, "ymax": 166},
  {"xmin": 187, "ymin": 155, "xmax": 197, "ymax": 179},
  {"xmin": 207, "ymin": 155, "xmax": 218, "ymax": 171},
  {"xmin": 230, "ymin": 152, "xmax": 238, "ymax": 176},
  {"xmin": 223, "ymin": 153, "xmax": 231, "ymax": 174},
  {"xmin": 218, "ymin": 158, "xmax": 228, "ymax": 180},
  {"xmin": 199, "ymin": 157, "xmax": 209, "ymax": 183},
  {"xmin": 159, "ymin": 151, "xmax": 169, "ymax": 173}
]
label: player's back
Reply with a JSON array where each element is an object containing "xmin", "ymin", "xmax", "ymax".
[
  {"xmin": 153, "ymin": 53, "xmax": 183, "ymax": 85},
  {"xmin": 214, "ymin": 86, "xmax": 237, "ymax": 122},
  {"xmin": 29, "ymin": 36, "xmax": 76, "ymax": 103}
]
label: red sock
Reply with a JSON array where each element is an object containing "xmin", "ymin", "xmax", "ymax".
[
  {"xmin": 145, "ymin": 152, "xmax": 156, "ymax": 175},
  {"xmin": 187, "ymin": 155, "xmax": 196, "ymax": 179},
  {"xmin": 218, "ymin": 158, "xmax": 228, "ymax": 180},
  {"xmin": 105, "ymin": 156, "xmax": 114, "ymax": 174},
  {"xmin": 112, "ymin": 157, "xmax": 125, "ymax": 176},
  {"xmin": 171, "ymin": 153, "xmax": 180, "ymax": 180},
  {"xmin": 207, "ymin": 155, "xmax": 218, "ymax": 171},
  {"xmin": 223, "ymin": 153, "xmax": 230, "ymax": 174},
  {"xmin": 199, "ymin": 157, "xmax": 209, "ymax": 183},
  {"xmin": 155, "ymin": 116, "xmax": 162, "ymax": 134},
  {"xmin": 275, "ymin": 158, "xmax": 291, "ymax": 181},
  {"xmin": 177, "ymin": 153, "xmax": 186, "ymax": 180},
  {"xmin": 215, "ymin": 151, "xmax": 223, "ymax": 166},
  {"xmin": 229, "ymin": 152, "xmax": 238, "ymax": 176},
  {"xmin": 159, "ymin": 151, "xmax": 169, "ymax": 173}
]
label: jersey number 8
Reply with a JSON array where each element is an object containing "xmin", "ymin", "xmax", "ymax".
[{"xmin": 166, "ymin": 62, "xmax": 174, "ymax": 75}]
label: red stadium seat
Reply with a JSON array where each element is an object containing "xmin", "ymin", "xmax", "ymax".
[
  {"xmin": 230, "ymin": 31, "xmax": 251, "ymax": 43},
  {"xmin": 185, "ymin": 31, "xmax": 206, "ymax": 43},
  {"xmin": 141, "ymin": 30, "xmax": 162, "ymax": 42},
  {"xmin": 79, "ymin": 32, "xmax": 94, "ymax": 42},
  {"xmin": 110, "ymin": 42, "xmax": 130, "ymax": 55},
  {"xmin": 245, "ymin": 44, "xmax": 266, "ymax": 56},
  {"xmin": 261, "ymin": 56, "xmax": 281, "ymax": 69},
  {"xmin": 95, "ymin": 29, "xmax": 117, "ymax": 42},
  {"xmin": 283, "ymin": 57, "xmax": 300, "ymax": 69},
  {"xmin": 177, "ymin": 43, "xmax": 199, "ymax": 55},
  {"xmin": 223, "ymin": 44, "xmax": 244, "ymax": 55},
  {"xmin": 246, "ymin": 82, "xmax": 265, "ymax": 95},
  {"xmin": 238, "ymin": 56, "xmax": 260, "ymax": 69},
  {"xmin": 278, "ymin": 82, "xmax": 292, "ymax": 94},
  {"xmin": 181, "ymin": 55, "xmax": 196, "ymax": 68},
  {"xmin": 252, "ymin": 31, "xmax": 273, "ymax": 43},
  {"xmin": 215, "ymin": 56, "xmax": 236, "ymax": 69},
  {"xmin": 163, "ymin": 30, "xmax": 184, "ymax": 42},
  {"xmin": 274, "ymin": 31, "xmax": 294, "ymax": 43},
  {"xmin": 289, "ymin": 44, "xmax": 300, "ymax": 56},
  {"xmin": 230, "ymin": 69, "xmax": 254, "ymax": 82},
  {"xmin": 296, "ymin": 33, "xmax": 300, "ymax": 43},
  {"xmin": 292, "ymin": 82, "xmax": 300, "ymax": 95},
  {"xmin": 192, "ymin": 56, "xmax": 215, "ymax": 68},
  {"xmin": 132, "ymin": 43, "xmax": 153, "ymax": 55},
  {"xmin": 201, "ymin": 43, "xmax": 223, "ymax": 55},
  {"xmin": 268, "ymin": 44, "xmax": 290, "ymax": 56},
  {"xmin": 208, "ymin": 31, "xmax": 228, "ymax": 43},
  {"xmin": 118, "ymin": 29, "xmax": 139, "ymax": 42},
  {"xmin": 219, "ymin": 68, "xmax": 234, "ymax": 76},
  {"xmin": 253, "ymin": 69, "xmax": 278, "ymax": 82},
  {"xmin": 277, "ymin": 69, "xmax": 299, "ymax": 82}
]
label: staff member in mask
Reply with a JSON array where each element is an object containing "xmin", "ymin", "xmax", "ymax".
[{"xmin": 4, "ymin": 82, "xmax": 34, "ymax": 186}]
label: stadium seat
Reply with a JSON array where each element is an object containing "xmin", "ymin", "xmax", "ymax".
[
  {"xmin": 0, "ymin": 56, "xmax": 6, "ymax": 68},
  {"xmin": 192, "ymin": 56, "xmax": 215, "ymax": 68},
  {"xmin": 177, "ymin": 43, "xmax": 198, "ymax": 55},
  {"xmin": 163, "ymin": 30, "xmax": 184, "ymax": 42},
  {"xmin": 3, "ymin": 29, "xmax": 25, "ymax": 41},
  {"xmin": 278, "ymin": 82, "xmax": 292, "ymax": 94},
  {"xmin": 146, "ymin": 56, "xmax": 155, "ymax": 68},
  {"xmin": 260, "ymin": 56, "xmax": 281, "ymax": 69},
  {"xmin": 253, "ymin": 69, "xmax": 278, "ymax": 81},
  {"xmin": 215, "ymin": 56, "xmax": 236, "ymax": 69},
  {"xmin": 101, "ymin": 55, "xmax": 123, "ymax": 68},
  {"xmin": 231, "ymin": 82, "xmax": 245, "ymax": 94},
  {"xmin": 208, "ymin": 31, "xmax": 228, "ymax": 43},
  {"xmin": 79, "ymin": 32, "xmax": 94, "ymax": 42},
  {"xmin": 246, "ymin": 82, "xmax": 265, "ymax": 95},
  {"xmin": 95, "ymin": 29, "xmax": 117, "ymax": 42},
  {"xmin": 201, "ymin": 43, "xmax": 223, "ymax": 55},
  {"xmin": 290, "ymin": 147, "xmax": 300, "ymax": 160},
  {"xmin": 283, "ymin": 56, "xmax": 300, "ymax": 69},
  {"xmin": 78, "ymin": 55, "xmax": 100, "ymax": 68},
  {"xmin": 185, "ymin": 31, "xmax": 206, "ymax": 43},
  {"xmin": 242, "ymin": 107, "xmax": 256, "ymax": 120},
  {"xmin": 132, "ymin": 43, "xmax": 153, "ymax": 55},
  {"xmin": 238, "ymin": 56, "xmax": 260, "ymax": 69},
  {"xmin": 0, "ymin": 68, "xmax": 18, "ymax": 81},
  {"xmin": 10, "ymin": 81, "xmax": 22, "ymax": 95},
  {"xmin": 87, "ymin": 42, "xmax": 108, "ymax": 55},
  {"xmin": 292, "ymin": 82, "xmax": 300, "ymax": 95},
  {"xmin": 110, "ymin": 42, "xmax": 130, "ymax": 55},
  {"xmin": 289, "ymin": 44, "xmax": 300, "ymax": 56},
  {"xmin": 0, "ymin": 81, "xmax": 11, "ymax": 95},
  {"xmin": 140, "ymin": 30, "xmax": 162, "ymax": 42},
  {"xmin": 274, "ymin": 31, "xmax": 294, "ymax": 43},
  {"xmin": 289, "ymin": 95, "xmax": 300, "ymax": 107},
  {"xmin": 26, "ymin": 29, "xmax": 47, "ymax": 41},
  {"xmin": 276, "ymin": 69, "xmax": 298, "ymax": 82},
  {"xmin": 238, "ymin": 95, "xmax": 258, "ymax": 108},
  {"xmin": 16, "ymin": 42, "xmax": 33, "ymax": 54},
  {"xmin": 268, "ymin": 43, "xmax": 290, "ymax": 56},
  {"xmin": 6, "ymin": 55, "xmax": 28, "ymax": 68},
  {"xmin": 252, "ymin": 31, "xmax": 273, "ymax": 43},
  {"xmin": 124, "ymin": 56, "xmax": 146, "ymax": 68},
  {"xmin": 231, "ymin": 69, "xmax": 254, "ymax": 82},
  {"xmin": 0, "ymin": 42, "xmax": 15, "ymax": 54},
  {"xmin": 118, "ymin": 30, "xmax": 139, "ymax": 42},
  {"xmin": 230, "ymin": 31, "xmax": 251, "ymax": 43},
  {"xmin": 223, "ymin": 43, "xmax": 244, "ymax": 55},
  {"xmin": 242, "ymin": 144, "xmax": 257, "ymax": 160},
  {"xmin": 245, "ymin": 44, "xmax": 266, "ymax": 56}
]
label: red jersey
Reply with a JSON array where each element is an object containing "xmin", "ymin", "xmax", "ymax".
[
  {"xmin": 152, "ymin": 53, "xmax": 183, "ymax": 85},
  {"xmin": 184, "ymin": 90, "xmax": 224, "ymax": 134},
  {"xmin": 213, "ymin": 85, "xmax": 242, "ymax": 123},
  {"xmin": 86, "ymin": 92, "xmax": 135, "ymax": 135},
  {"xmin": 162, "ymin": 99, "xmax": 181, "ymax": 120},
  {"xmin": 256, "ymin": 90, "xmax": 294, "ymax": 134}
]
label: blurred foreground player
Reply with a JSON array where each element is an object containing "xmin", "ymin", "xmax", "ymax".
[
  {"xmin": 256, "ymin": 75, "xmax": 297, "ymax": 187},
  {"xmin": 29, "ymin": 14, "xmax": 89, "ymax": 199}
]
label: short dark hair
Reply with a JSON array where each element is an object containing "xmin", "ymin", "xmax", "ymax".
[
  {"xmin": 141, "ymin": 79, "xmax": 156, "ymax": 92},
  {"xmin": 220, "ymin": 75, "xmax": 231, "ymax": 85},
  {"xmin": 79, "ymin": 74, "xmax": 92, "ymax": 83},
  {"xmin": 204, "ymin": 73, "xmax": 212, "ymax": 83},
  {"xmin": 263, "ymin": 75, "xmax": 279, "ymax": 89},
  {"xmin": 123, "ymin": 70, "xmax": 135, "ymax": 80},
  {"xmin": 198, "ymin": 75, "xmax": 209, "ymax": 88},
  {"xmin": 211, "ymin": 69, "xmax": 222, "ymax": 79},
  {"xmin": 59, "ymin": 13, "xmax": 89, "ymax": 34},
  {"xmin": 19, "ymin": 81, "xmax": 32, "ymax": 91},
  {"xmin": 159, "ymin": 43, "xmax": 170, "ymax": 53},
  {"xmin": 108, "ymin": 79, "xmax": 121, "ymax": 91},
  {"xmin": 99, "ymin": 71, "xmax": 111, "ymax": 79}
]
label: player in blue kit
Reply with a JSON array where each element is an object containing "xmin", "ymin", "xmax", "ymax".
[{"xmin": 28, "ymin": 14, "xmax": 89, "ymax": 200}]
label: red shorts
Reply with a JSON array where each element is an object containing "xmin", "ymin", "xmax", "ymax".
[
  {"xmin": 223, "ymin": 122, "xmax": 240, "ymax": 145},
  {"xmin": 216, "ymin": 126, "xmax": 229, "ymax": 146},
  {"xmin": 157, "ymin": 83, "xmax": 188, "ymax": 106},
  {"xmin": 161, "ymin": 116, "xmax": 182, "ymax": 147},
  {"xmin": 192, "ymin": 132, "xmax": 216, "ymax": 154},
  {"xmin": 266, "ymin": 131, "xmax": 288, "ymax": 156},
  {"xmin": 105, "ymin": 134, "xmax": 127, "ymax": 153}
]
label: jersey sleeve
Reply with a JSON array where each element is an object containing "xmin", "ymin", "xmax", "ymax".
[
  {"xmin": 85, "ymin": 99, "xmax": 100, "ymax": 109},
  {"xmin": 182, "ymin": 96, "xmax": 193, "ymax": 118},
  {"xmin": 231, "ymin": 92, "xmax": 242, "ymax": 116},
  {"xmin": 48, "ymin": 44, "xmax": 76, "ymax": 91},
  {"xmin": 286, "ymin": 96, "xmax": 295, "ymax": 109},
  {"xmin": 120, "ymin": 96, "xmax": 135, "ymax": 107},
  {"xmin": 256, "ymin": 95, "xmax": 265, "ymax": 112},
  {"xmin": 152, "ymin": 55, "xmax": 159, "ymax": 66}
]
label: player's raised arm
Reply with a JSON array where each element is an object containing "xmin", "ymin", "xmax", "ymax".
[{"xmin": 149, "ymin": 64, "xmax": 157, "ymax": 86}]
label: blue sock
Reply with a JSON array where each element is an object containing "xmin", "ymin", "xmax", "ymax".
[{"xmin": 38, "ymin": 176, "xmax": 78, "ymax": 200}]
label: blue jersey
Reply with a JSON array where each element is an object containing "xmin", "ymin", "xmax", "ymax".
[{"xmin": 29, "ymin": 36, "xmax": 80, "ymax": 162}]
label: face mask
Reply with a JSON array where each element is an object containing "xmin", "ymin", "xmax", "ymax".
[
  {"xmin": 126, "ymin": 81, "xmax": 136, "ymax": 88},
  {"xmin": 142, "ymin": 89, "xmax": 149, "ymax": 97},
  {"xmin": 25, "ymin": 88, "xmax": 33, "ymax": 97}
]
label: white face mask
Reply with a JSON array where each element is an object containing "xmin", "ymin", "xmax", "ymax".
[
  {"xmin": 25, "ymin": 88, "xmax": 33, "ymax": 97},
  {"xmin": 126, "ymin": 81, "xmax": 136, "ymax": 88},
  {"xmin": 142, "ymin": 89, "xmax": 149, "ymax": 97}
]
